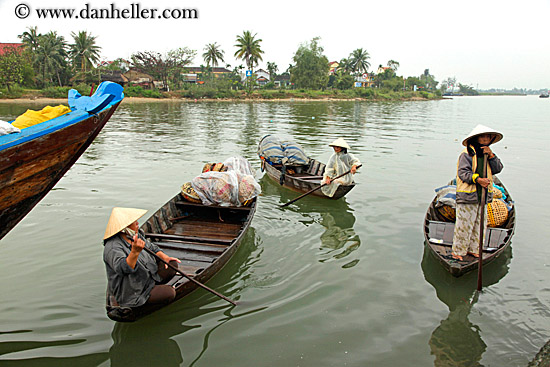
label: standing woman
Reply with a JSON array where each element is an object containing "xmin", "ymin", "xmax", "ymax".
[
  {"xmin": 321, "ymin": 138, "xmax": 361, "ymax": 197},
  {"xmin": 103, "ymin": 207, "xmax": 181, "ymax": 308},
  {"xmin": 452, "ymin": 125, "xmax": 504, "ymax": 261}
]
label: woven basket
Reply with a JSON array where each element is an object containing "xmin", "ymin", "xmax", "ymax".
[
  {"xmin": 437, "ymin": 205, "xmax": 456, "ymax": 221},
  {"xmin": 487, "ymin": 199, "xmax": 508, "ymax": 227},
  {"xmin": 181, "ymin": 182, "xmax": 201, "ymax": 203}
]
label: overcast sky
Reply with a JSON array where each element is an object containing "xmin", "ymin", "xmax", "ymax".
[{"xmin": 1, "ymin": 0, "xmax": 549, "ymax": 90}]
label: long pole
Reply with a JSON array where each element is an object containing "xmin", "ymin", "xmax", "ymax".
[
  {"xmin": 477, "ymin": 154, "xmax": 488, "ymax": 291},
  {"xmin": 280, "ymin": 164, "xmax": 362, "ymax": 208},
  {"xmin": 141, "ymin": 245, "xmax": 237, "ymax": 306}
]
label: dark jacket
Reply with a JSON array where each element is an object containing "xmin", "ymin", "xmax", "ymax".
[{"xmin": 103, "ymin": 233, "xmax": 161, "ymax": 307}]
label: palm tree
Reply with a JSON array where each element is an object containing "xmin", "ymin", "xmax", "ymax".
[
  {"xmin": 234, "ymin": 31, "xmax": 264, "ymax": 90},
  {"xmin": 338, "ymin": 58, "xmax": 353, "ymax": 75},
  {"xmin": 69, "ymin": 31, "xmax": 101, "ymax": 73},
  {"xmin": 349, "ymin": 48, "xmax": 370, "ymax": 75},
  {"xmin": 202, "ymin": 43, "xmax": 224, "ymax": 68},
  {"xmin": 18, "ymin": 26, "xmax": 41, "ymax": 52},
  {"xmin": 266, "ymin": 61, "xmax": 278, "ymax": 82},
  {"xmin": 35, "ymin": 31, "xmax": 67, "ymax": 87}
]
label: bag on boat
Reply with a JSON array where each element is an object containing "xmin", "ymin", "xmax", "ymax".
[
  {"xmin": 223, "ymin": 156, "xmax": 255, "ymax": 177},
  {"xmin": 11, "ymin": 105, "xmax": 71, "ymax": 129},
  {"xmin": 258, "ymin": 135, "xmax": 284, "ymax": 164},
  {"xmin": 434, "ymin": 185, "xmax": 456, "ymax": 208},
  {"xmin": 281, "ymin": 140, "xmax": 309, "ymax": 165},
  {"xmin": 0, "ymin": 120, "xmax": 20, "ymax": 135}
]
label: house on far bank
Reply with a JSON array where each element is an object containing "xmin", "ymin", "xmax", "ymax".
[
  {"xmin": 183, "ymin": 66, "xmax": 231, "ymax": 84},
  {"xmin": 100, "ymin": 70, "xmax": 128, "ymax": 86},
  {"xmin": 123, "ymin": 69, "xmax": 154, "ymax": 89},
  {"xmin": 329, "ymin": 61, "xmax": 339, "ymax": 75},
  {"xmin": 274, "ymin": 74, "xmax": 291, "ymax": 88},
  {"xmin": 0, "ymin": 43, "xmax": 24, "ymax": 56},
  {"xmin": 377, "ymin": 66, "xmax": 391, "ymax": 74},
  {"xmin": 254, "ymin": 69, "xmax": 270, "ymax": 86},
  {"xmin": 355, "ymin": 73, "xmax": 376, "ymax": 88}
]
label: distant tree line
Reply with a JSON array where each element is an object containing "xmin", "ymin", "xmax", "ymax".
[{"xmin": 1, "ymin": 26, "xmax": 449, "ymax": 97}]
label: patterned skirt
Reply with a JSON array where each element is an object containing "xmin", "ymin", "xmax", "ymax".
[{"xmin": 452, "ymin": 202, "xmax": 487, "ymax": 256}]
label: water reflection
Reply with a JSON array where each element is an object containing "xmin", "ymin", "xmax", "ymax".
[
  {"xmin": 422, "ymin": 244, "xmax": 512, "ymax": 366},
  {"xmin": 260, "ymin": 175, "xmax": 361, "ymax": 268}
]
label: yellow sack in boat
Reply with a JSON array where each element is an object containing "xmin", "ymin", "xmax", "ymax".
[{"xmin": 12, "ymin": 105, "xmax": 71, "ymax": 129}]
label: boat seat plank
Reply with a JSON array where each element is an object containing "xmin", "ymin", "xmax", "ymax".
[
  {"xmin": 175, "ymin": 201, "xmax": 251, "ymax": 212},
  {"xmin": 427, "ymin": 220, "xmax": 506, "ymax": 252},
  {"xmin": 145, "ymin": 232, "xmax": 233, "ymax": 245},
  {"xmin": 161, "ymin": 247, "xmax": 218, "ymax": 263},
  {"xmin": 154, "ymin": 240, "xmax": 227, "ymax": 254}
]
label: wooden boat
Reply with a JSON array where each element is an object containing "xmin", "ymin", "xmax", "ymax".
[
  {"xmin": 0, "ymin": 81, "xmax": 124, "ymax": 241},
  {"xmin": 260, "ymin": 158, "xmax": 355, "ymax": 200},
  {"xmin": 539, "ymin": 93, "xmax": 549, "ymax": 98},
  {"xmin": 423, "ymin": 176, "xmax": 515, "ymax": 277},
  {"xmin": 106, "ymin": 194, "xmax": 257, "ymax": 322}
]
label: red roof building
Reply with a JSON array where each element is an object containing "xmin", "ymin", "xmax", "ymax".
[{"xmin": 0, "ymin": 43, "xmax": 24, "ymax": 56}]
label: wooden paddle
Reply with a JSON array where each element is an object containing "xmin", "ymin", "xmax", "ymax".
[
  {"xmin": 131, "ymin": 236, "xmax": 238, "ymax": 306},
  {"xmin": 477, "ymin": 154, "xmax": 488, "ymax": 291},
  {"xmin": 280, "ymin": 164, "xmax": 362, "ymax": 208}
]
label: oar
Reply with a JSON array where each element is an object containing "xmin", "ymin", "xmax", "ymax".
[
  {"xmin": 137, "ymin": 241, "xmax": 238, "ymax": 306},
  {"xmin": 280, "ymin": 164, "xmax": 362, "ymax": 208},
  {"xmin": 477, "ymin": 154, "xmax": 488, "ymax": 292}
]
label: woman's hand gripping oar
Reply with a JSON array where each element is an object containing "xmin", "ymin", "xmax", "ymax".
[{"xmin": 280, "ymin": 164, "xmax": 362, "ymax": 208}]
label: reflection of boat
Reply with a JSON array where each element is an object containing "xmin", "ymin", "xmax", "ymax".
[
  {"xmin": 0, "ymin": 81, "xmax": 123, "ymax": 240},
  {"xmin": 422, "ymin": 242, "xmax": 511, "ymax": 366},
  {"xmin": 423, "ymin": 176, "xmax": 515, "ymax": 277},
  {"xmin": 106, "ymin": 193, "xmax": 256, "ymax": 322},
  {"xmin": 260, "ymin": 158, "xmax": 354, "ymax": 200}
]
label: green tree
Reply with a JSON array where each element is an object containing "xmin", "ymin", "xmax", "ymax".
[
  {"xmin": 36, "ymin": 31, "xmax": 68, "ymax": 87},
  {"xmin": 387, "ymin": 60, "xmax": 400, "ymax": 71},
  {"xmin": 69, "ymin": 31, "xmax": 101, "ymax": 73},
  {"xmin": 289, "ymin": 37, "xmax": 329, "ymax": 90},
  {"xmin": 202, "ymin": 43, "xmax": 224, "ymax": 68},
  {"xmin": 18, "ymin": 26, "xmax": 41, "ymax": 52},
  {"xmin": 420, "ymin": 69, "xmax": 438, "ymax": 90},
  {"xmin": 0, "ymin": 46, "xmax": 24, "ymax": 91},
  {"xmin": 266, "ymin": 61, "xmax": 278, "ymax": 82},
  {"xmin": 234, "ymin": 30, "xmax": 264, "ymax": 91},
  {"xmin": 337, "ymin": 58, "xmax": 353, "ymax": 74},
  {"xmin": 349, "ymin": 48, "xmax": 370, "ymax": 75},
  {"xmin": 132, "ymin": 47, "xmax": 195, "ymax": 90}
]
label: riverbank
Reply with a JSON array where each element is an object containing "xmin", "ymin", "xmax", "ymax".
[
  {"xmin": 0, "ymin": 86, "xmax": 442, "ymax": 103},
  {"xmin": 0, "ymin": 94, "xmax": 441, "ymax": 104}
]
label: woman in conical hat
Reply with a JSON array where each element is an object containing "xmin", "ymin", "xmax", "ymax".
[
  {"xmin": 321, "ymin": 138, "xmax": 361, "ymax": 197},
  {"xmin": 452, "ymin": 125, "xmax": 504, "ymax": 261},
  {"xmin": 103, "ymin": 207, "xmax": 181, "ymax": 308}
]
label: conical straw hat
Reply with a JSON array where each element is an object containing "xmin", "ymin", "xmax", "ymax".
[
  {"xmin": 329, "ymin": 138, "xmax": 351, "ymax": 149},
  {"xmin": 104, "ymin": 207, "xmax": 147, "ymax": 240},
  {"xmin": 462, "ymin": 124, "xmax": 503, "ymax": 146}
]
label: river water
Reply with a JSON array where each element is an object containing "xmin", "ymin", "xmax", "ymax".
[{"xmin": 0, "ymin": 96, "xmax": 549, "ymax": 366}]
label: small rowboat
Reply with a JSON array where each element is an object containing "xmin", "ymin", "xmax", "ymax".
[
  {"xmin": 0, "ymin": 81, "xmax": 123, "ymax": 241},
  {"xmin": 260, "ymin": 158, "xmax": 355, "ymax": 200},
  {"xmin": 423, "ymin": 176, "xmax": 516, "ymax": 277},
  {"xmin": 106, "ymin": 194, "xmax": 256, "ymax": 322}
]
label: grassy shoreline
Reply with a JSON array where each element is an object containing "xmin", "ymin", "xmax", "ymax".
[{"xmin": 0, "ymin": 89, "xmax": 443, "ymax": 104}]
